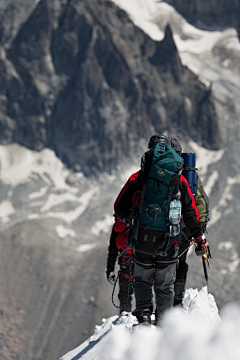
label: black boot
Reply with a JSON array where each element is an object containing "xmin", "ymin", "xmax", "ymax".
[
  {"xmin": 174, "ymin": 261, "xmax": 188, "ymax": 306},
  {"xmin": 120, "ymin": 302, "xmax": 132, "ymax": 314},
  {"xmin": 141, "ymin": 309, "xmax": 151, "ymax": 326},
  {"xmin": 134, "ymin": 309, "xmax": 151, "ymax": 325},
  {"xmin": 174, "ymin": 280, "xmax": 185, "ymax": 306}
]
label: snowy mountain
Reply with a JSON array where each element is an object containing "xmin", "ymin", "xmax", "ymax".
[
  {"xmin": 0, "ymin": 1, "xmax": 240, "ymax": 360},
  {"xmin": 60, "ymin": 287, "xmax": 240, "ymax": 360}
]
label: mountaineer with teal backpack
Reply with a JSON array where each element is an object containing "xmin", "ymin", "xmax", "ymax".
[{"xmin": 115, "ymin": 135, "xmax": 206, "ymax": 325}]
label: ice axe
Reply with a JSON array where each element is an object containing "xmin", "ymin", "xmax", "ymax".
[{"xmin": 202, "ymin": 241, "xmax": 211, "ymax": 283}]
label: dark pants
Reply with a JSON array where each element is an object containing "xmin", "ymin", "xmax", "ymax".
[
  {"xmin": 174, "ymin": 237, "xmax": 190, "ymax": 305},
  {"xmin": 118, "ymin": 260, "xmax": 134, "ymax": 313},
  {"xmin": 133, "ymin": 246, "xmax": 178, "ymax": 324},
  {"xmin": 176, "ymin": 239, "xmax": 189, "ymax": 281}
]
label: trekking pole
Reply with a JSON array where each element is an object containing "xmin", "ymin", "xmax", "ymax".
[{"xmin": 202, "ymin": 255, "xmax": 208, "ymax": 283}]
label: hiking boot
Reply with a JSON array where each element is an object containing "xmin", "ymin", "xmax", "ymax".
[
  {"xmin": 140, "ymin": 309, "xmax": 151, "ymax": 326},
  {"xmin": 174, "ymin": 280, "xmax": 185, "ymax": 306},
  {"xmin": 132, "ymin": 309, "xmax": 151, "ymax": 325}
]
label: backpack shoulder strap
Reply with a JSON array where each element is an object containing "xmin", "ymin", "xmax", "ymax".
[{"xmin": 140, "ymin": 148, "xmax": 154, "ymax": 182}]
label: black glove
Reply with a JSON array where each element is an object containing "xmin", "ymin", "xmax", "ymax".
[
  {"xmin": 195, "ymin": 236, "xmax": 207, "ymax": 256},
  {"xmin": 106, "ymin": 269, "xmax": 116, "ymax": 284}
]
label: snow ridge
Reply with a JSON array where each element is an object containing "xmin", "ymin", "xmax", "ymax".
[{"xmin": 60, "ymin": 287, "xmax": 240, "ymax": 360}]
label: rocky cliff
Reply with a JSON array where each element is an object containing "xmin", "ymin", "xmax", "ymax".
[{"xmin": 0, "ymin": 0, "xmax": 221, "ymax": 175}]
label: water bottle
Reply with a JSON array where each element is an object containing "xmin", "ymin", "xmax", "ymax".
[{"xmin": 169, "ymin": 199, "xmax": 181, "ymax": 237}]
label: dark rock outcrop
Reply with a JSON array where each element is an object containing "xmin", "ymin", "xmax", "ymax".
[
  {"xmin": 0, "ymin": 0, "xmax": 222, "ymax": 175},
  {"xmin": 171, "ymin": 0, "xmax": 240, "ymax": 37}
]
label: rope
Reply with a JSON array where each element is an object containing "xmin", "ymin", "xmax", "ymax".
[{"xmin": 178, "ymin": 241, "xmax": 194, "ymax": 259}]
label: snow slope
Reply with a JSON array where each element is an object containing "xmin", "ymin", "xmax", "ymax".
[{"xmin": 59, "ymin": 287, "xmax": 240, "ymax": 360}]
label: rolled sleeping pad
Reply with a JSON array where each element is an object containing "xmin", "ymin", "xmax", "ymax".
[{"xmin": 182, "ymin": 153, "xmax": 197, "ymax": 197}]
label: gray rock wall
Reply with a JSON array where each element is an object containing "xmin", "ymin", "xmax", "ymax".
[{"xmin": 0, "ymin": 0, "xmax": 222, "ymax": 175}]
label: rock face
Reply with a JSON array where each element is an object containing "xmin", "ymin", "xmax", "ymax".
[
  {"xmin": 0, "ymin": 0, "xmax": 222, "ymax": 175},
  {"xmin": 171, "ymin": 0, "xmax": 240, "ymax": 35},
  {"xmin": 0, "ymin": 218, "xmax": 113, "ymax": 360}
]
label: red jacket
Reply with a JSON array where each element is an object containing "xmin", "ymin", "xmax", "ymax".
[
  {"xmin": 106, "ymin": 172, "xmax": 140, "ymax": 271},
  {"xmin": 114, "ymin": 171, "xmax": 139, "ymax": 233},
  {"xmin": 113, "ymin": 171, "xmax": 139, "ymax": 251}
]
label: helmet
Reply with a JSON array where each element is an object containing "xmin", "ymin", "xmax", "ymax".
[
  {"xmin": 170, "ymin": 136, "xmax": 182, "ymax": 155},
  {"xmin": 148, "ymin": 134, "xmax": 170, "ymax": 149}
]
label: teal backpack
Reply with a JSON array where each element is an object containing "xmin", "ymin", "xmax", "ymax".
[{"xmin": 135, "ymin": 142, "xmax": 184, "ymax": 255}]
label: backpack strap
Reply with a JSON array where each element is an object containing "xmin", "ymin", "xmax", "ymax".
[
  {"xmin": 144, "ymin": 204, "xmax": 162, "ymax": 229},
  {"xmin": 184, "ymin": 166, "xmax": 198, "ymax": 171}
]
